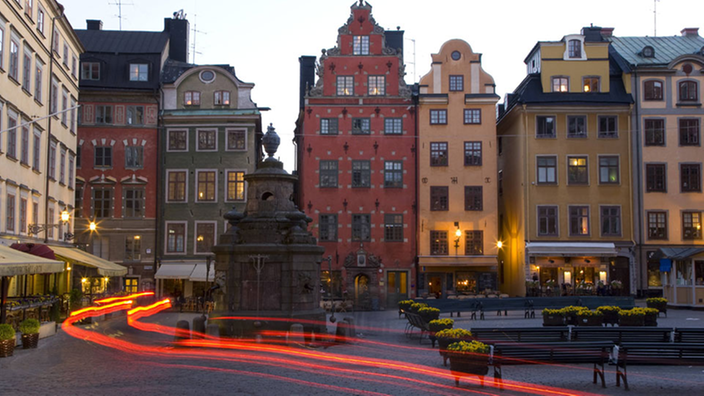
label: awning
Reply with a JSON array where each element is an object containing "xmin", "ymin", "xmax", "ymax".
[
  {"xmin": 418, "ymin": 256, "xmax": 498, "ymax": 268},
  {"xmin": 526, "ymin": 242, "xmax": 617, "ymax": 257},
  {"xmin": 659, "ymin": 247, "xmax": 704, "ymax": 260},
  {"xmin": 189, "ymin": 263, "xmax": 215, "ymax": 282},
  {"xmin": 0, "ymin": 244, "xmax": 64, "ymax": 276},
  {"xmin": 51, "ymin": 246, "xmax": 127, "ymax": 277},
  {"xmin": 155, "ymin": 263, "xmax": 196, "ymax": 279},
  {"xmin": 660, "ymin": 259, "xmax": 673, "ymax": 272}
]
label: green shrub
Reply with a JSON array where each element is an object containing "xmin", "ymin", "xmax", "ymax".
[
  {"xmin": 0, "ymin": 324, "xmax": 15, "ymax": 341},
  {"xmin": 69, "ymin": 289, "xmax": 83, "ymax": 309},
  {"xmin": 447, "ymin": 340, "xmax": 489, "ymax": 354},
  {"xmin": 19, "ymin": 318, "xmax": 41, "ymax": 335},
  {"xmin": 435, "ymin": 328, "xmax": 472, "ymax": 339}
]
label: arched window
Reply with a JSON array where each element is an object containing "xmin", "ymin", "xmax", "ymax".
[
  {"xmin": 679, "ymin": 80, "xmax": 698, "ymax": 102},
  {"xmin": 643, "ymin": 80, "xmax": 663, "ymax": 101},
  {"xmin": 642, "ymin": 46, "xmax": 655, "ymax": 58},
  {"xmin": 568, "ymin": 40, "xmax": 582, "ymax": 58}
]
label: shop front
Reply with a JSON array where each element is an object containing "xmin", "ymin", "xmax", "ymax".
[
  {"xmin": 51, "ymin": 246, "xmax": 128, "ymax": 301},
  {"xmin": 659, "ymin": 248, "xmax": 704, "ymax": 307},
  {"xmin": 417, "ymin": 256, "xmax": 498, "ymax": 298},
  {"xmin": 155, "ymin": 260, "xmax": 214, "ymax": 311}
]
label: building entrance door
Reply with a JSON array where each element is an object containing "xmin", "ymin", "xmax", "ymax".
[
  {"xmin": 610, "ymin": 257, "xmax": 631, "ymax": 295},
  {"xmin": 386, "ymin": 271, "xmax": 407, "ymax": 307},
  {"xmin": 428, "ymin": 274, "xmax": 443, "ymax": 298},
  {"xmin": 354, "ymin": 274, "xmax": 371, "ymax": 310}
]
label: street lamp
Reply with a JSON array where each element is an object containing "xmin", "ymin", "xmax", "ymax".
[
  {"xmin": 28, "ymin": 210, "xmax": 74, "ymax": 240},
  {"xmin": 453, "ymin": 222, "xmax": 462, "ymax": 256},
  {"xmin": 326, "ymin": 255, "xmax": 336, "ymax": 323}
]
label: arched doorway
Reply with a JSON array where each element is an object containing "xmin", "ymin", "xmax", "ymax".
[{"xmin": 354, "ymin": 274, "xmax": 370, "ymax": 310}]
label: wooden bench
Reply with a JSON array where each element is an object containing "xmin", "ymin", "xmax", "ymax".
[
  {"xmin": 493, "ymin": 341, "xmax": 612, "ymax": 389},
  {"xmin": 571, "ymin": 327, "xmax": 673, "ymax": 344},
  {"xmin": 674, "ymin": 328, "xmax": 704, "ymax": 343},
  {"xmin": 472, "ymin": 327, "xmax": 570, "ymax": 344},
  {"xmin": 615, "ymin": 342, "xmax": 704, "ymax": 390}
]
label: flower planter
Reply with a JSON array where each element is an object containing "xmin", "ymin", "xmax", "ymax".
[
  {"xmin": 602, "ymin": 312, "xmax": 619, "ymax": 326},
  {"xmin": 564, "ymin": 313, "xmax": 579, "ymax": 326},
  {"xmin": 438, "ymin": 337, "xmax": 473, "ymax": 365},
  {"xmin": 0, "ymin": 339, "xmax": 15, "ymax": 358},
  {"xmin": 619, "ymin": 315, "xmax": 645, "ymax": 326},
  {"xmin": 420, "ymin": 313, "xmax": 440, "ymax": 323},
  {"xmin": 644, "ymin": 312, "xmax": 658, "ymax": 327},
  {"xmin": 542, "ymin": 314, "xmax": 565, "ymax": 326},
  {"xmin": 21, "ymin": 333, "xmax": 39, "ymax": 349},
  {"xmin": 647, "ymin": 302, "xmax": 667, "ymax": 317},
  {"xmin": 577, "ymin": 316, "xmax": 604, "ymax": 326},
  {"xmin": 448, "ymin": 352, "xmax": 490, "ymax": 386}
]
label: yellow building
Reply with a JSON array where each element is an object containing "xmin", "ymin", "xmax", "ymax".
[
  {"xmin": 497, "ymin": 27, "xmax": 634, "ymax": 297},
  {"xmin": 417, "ymin": 40, "xmax": 500, "ymax": 297},
  {"xmin": 611, "ymin": 28, "xmax": 704, "ymax": 304}
]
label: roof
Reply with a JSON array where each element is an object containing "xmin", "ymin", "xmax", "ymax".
[
  {"xmin": 609, "ymin": 35, "xmax": 704, "ymax": 67},
  {"xmin": 75, "ymin": 30, "xmax": 169, "ymax": 54},
  {"xmin": 161, "ymin": 59, "xmax": 240, "ymax": 84}
]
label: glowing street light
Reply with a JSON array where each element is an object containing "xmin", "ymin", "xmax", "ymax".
[
  {"xmin": 89, "ymin": 222, "xmax": 97, "ymax": 231},
  {"xmin": 496, "ymin": 241, "xmax": 504, "ymax": 249}
]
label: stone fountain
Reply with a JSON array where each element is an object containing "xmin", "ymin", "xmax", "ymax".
[{"xmin": 211, "ymin": 124, "xmax": 326, "ymax": 337}]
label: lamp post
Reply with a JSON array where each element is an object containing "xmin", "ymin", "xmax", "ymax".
[
  {"xmin": 28, "ymin": 210, "xmax": 74, "ymax": 240},
  {"xmin": 326, "ymin": 255, "xmax": 336, "ymax": 323},
  {"xmin": 453, "ymin": 222, "xmax": 462, "ymax": 256}
]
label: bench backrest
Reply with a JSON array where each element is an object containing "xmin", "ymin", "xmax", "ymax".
[
  {"xmin": 473, "ymin": 327, "xmax": 570, "ymax": 343},
  {"xmin": 572, "ymin": 327, "xmax": 673, "ymax": 343},
  {"xmin": 495, "ymin": 341, "xmax": 611, "ymax": 364},
  {"xmin": 675, "ymin": 328, "xmax": 704, "ymax": 343}
]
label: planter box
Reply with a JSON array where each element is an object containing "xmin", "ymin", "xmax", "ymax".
[
  {"xmin": 602, "ymin": 312, "xmax": 619, "ymax": 326},
  {"xmin": 438, "ymin": 337, "xmax": 473, "ymax": 365},
  {"xmin": 448, "ymin": 352, "xmax": 490, "ymax": 386},
  {"xmin": 21, "ymin": 333, "xmax": 39, "ymax": 349},
  {"xmin": 564, "ymin": 314, "xmax": 579, "ymax": 326},
  {"xmin": 644, "ymin": 313, "xmax": 658, "ymax": 327},
  {"xmin": 0, "ymin": 339, "xmax": 15, "ymax": 358},
  {"xmin": 647, "ymin": 302, "xmax": 667, "ymax": 316},
  {"xmin": 577, "ymin": 316, "xmax": 604, "ymax": 326},
  {"xmin": 543, "ymin": 314, "xmax": 565, "ymax": 326},
  {"xmin": 619, "ymin": 315, "xmax": 645, "ymax": 326}
]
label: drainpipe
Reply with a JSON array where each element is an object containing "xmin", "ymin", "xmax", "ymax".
[
  {"xmin": 633, "ymin": 71, "xmax": 644, "ymax": 296},
  {"xmin": 413, "ymin": 83, "xmax": 419, "ymax": 299},
  {"xmin": 522, "ymin": 104, "xmax": 529, "ymax": 295},
  {"xmin": 154, "ymin": 87, "xmax": 162, "ymax": 294},
  {"xmin": 626, "ymin": 102, "xmax": 636, "ymax": 296}
]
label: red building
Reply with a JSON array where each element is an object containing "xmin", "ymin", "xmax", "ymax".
[{"xmin": 296, "ymin": 1, "xmax": 417, "ymax": 309}]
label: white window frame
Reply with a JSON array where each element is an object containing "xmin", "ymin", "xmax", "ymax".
[
  {"xmin": 225, "ymin": 169, "xmax": 247, "ymax": 203},
  {"xmin": 165, "ymin": 169, "xmax": 189, "ymax": 203},
  {"xmin": 166, "ymin": 129, "xmax": 189, "ymax": 152},
  {"xmin": 196, "ymin": 128, "xmax": 218, "ymax": 152},
  {"xmin": 164, "ymin": 221, "xmax": 188, "ymax": 255},
  {"xmin": 129, "ymin": 63, "xmax": 148, "ymax": 81},
  {"xmin": 34, "ymin": 58, "xmax": 43, "ymax": 101},
  {"xmin": 193, "ymin": 221, "xmax": 217, "ymax": 255},
  {"xmin": 225, "ymin": 128, "xmax": 247, "ymax": 151},
  {"xmin": 195, "ymin": 169, "xmax": 218, "ymax": 203}
]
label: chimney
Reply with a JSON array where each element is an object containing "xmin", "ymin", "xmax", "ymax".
[
  {"xmin": 384, "ymin": 29, "xmax": 404, "ymax": 55},
  {"xmin": 298, "ymin": 56, "xmax": 316, "ymax": 110},
  {"xmin": 164, "ymin": 17, "xmax": 190, "ymax": 63},
  {"xmin": 581, "ymin": 26, "xmax": 605, "ymax": 42},
  {"xmin": 600, "ymin": 28, "xmax": 614, "ymax": 39},
  {"xmin": 681, "ymin": 28, "xmax": 699, "ymax": 37},
  {"xmin": 86, "ymin": 20, "xmax": 103, "ymax": 31}
]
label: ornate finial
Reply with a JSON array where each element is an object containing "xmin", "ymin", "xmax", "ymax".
[
  {"xmin": 359, "ymin": 0, "xmax": 364, "ymax": 6},
  {"xmin": 262, "ymin": 123, "xmax": 281, "ymax": 161}
]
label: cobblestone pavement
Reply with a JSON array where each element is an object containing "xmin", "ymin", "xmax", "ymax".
[{"xmin": 1, "ymin": 303, "xmax": 704, "ymax": 395}]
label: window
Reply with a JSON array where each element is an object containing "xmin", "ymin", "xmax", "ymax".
[
  {"xmin": 214, "ymin": 91, "xmax": 230, "ymax": 105},
  {"xmin": 129, "ymin": 63, "xmax": 148, "ymax": 81},
  {"xmin": 430, "ymin": 231, "xmax": 448, "ymax": 255},
  {"xmin": 568, "ymin": 39, "xmax": 581, "ymax": 58},
  {"xmin": 601, "ymin": 206, "xmax": 621, "ymax": 236},
  {"xmin": 197, "ymin": 129, "xmax": 217, "ymax": 151},
  {"xmin": 20, "ymin": 124, "xmax": 29, "ymax": 164},
  {"xmin": 569, "ymin": 206, "xmax": 590, "ymax": 236},
  {"xmin": 47, "ymin": 208, "xmax": 54, "ymax": 238},
  {"xmin": 538, "ymin": 206, "xmax": 558, "ymax": 236},
  {"xmin": 465, "ymin": 231, "xmax": 483, "ymax": 255},
  {"xmin": 70, "ymin": 98, "xmax": 76, "ymax": 133},
  {"xmin": 463, "ymin": 109, "xmax": 481, "ymax": 124},
  {"xmin": 53, "ymin": 28, "xmax": 59, "ymax": 53},
  {"xmin": 33, "ymin": 201, "xmax": 40, "ymax": 226},
  {"xmin": 321, "ymin": 118, "xmax": 338, "ymax": 135},
  {"xmin": 32, "ymin": 129, "xmax": 41, "ymax": 170},
  {"xmin": 464, "ymin": 186, "xmax": 483, "ymax": 211},
  {"xmin": 646, "ymin": 164, "xmax": 666, "ymax": 192},
  {"xmin": 430, "ymin": 186, "xmax": 449, "ymax": 211},
  {"xmin": 50, "ymin": 78, "xmax": 58, "ymax": 114},
  {"xmin": 384, "ymin": 161, "xmax": 402, "ymax": 188},
  {"xmin": 7, "ymin": 113, "xmax": 17, "ymax": 158},
  {"xmin": 93, "ymin": 188, "xmax": 112, "ymax": 218},
  {"xmin": 184, "ymin": 91, "xmax": 200, "ymax": 105},
  {"xmin": 449, "ymin": 75, "xmax": 464, "ymax": 91},
  {"xmin": 647, "ymin": 211, "xmax": 667, "ymax": 240},
  {"xmin": 537, "ymin": 156, "xmax": 557, "ymax": 184},
  {"xmin": 679, "ymin": 81, "xmax": 698, "ymax": 102},
  {"xmin": 94, "ymin": 147, "xmax": 112, "ymax": 168},
  {"xmin": 353, "ymin": 36, "xmax": 369, "ymax": 55},
  {"xmin": 681, "ymin": 164, "xmax": 701, "ymax": 192},
  {"xmin": 384, "ymin": 214, "xmax": 403, "ymax": 242},
  {"xmin": 124, "ymin": 188, "xmax": 144, "ymax": 218},
  {"xmin": 22, "ymin": 50, "xmax": 31, "ymax": 92},
  {"xmin": 536, "ymin": 116, "xmax": 556, "ymax": 138},
  {"xmin": 644, "ymin": 80, "xmax": 663, "ymax": 100},
  {"xmin": 384, "ymin": 118, "xmax": 402, "ymax": 135},
  {"xmin": 61, "ymin": 89, "xmax": 68, "ymax": 125},
  {"xmin": 567, "ymin": 156, "xmax": 588, "ymax": 185},
  {"xmin": 126, "ymin": 106, "xmax": 144, "ymax": 125},
  {"xmin": 9, "ymin": 37, "xmax": 19, "ymax": 80},
  {"xmin": 430, "ymin": 142, "xmax": 448, "ymax": 166},
  {"xmin": 226, "ymin": 129, "xmax": 246, "ymax": 150},
  {"xmin": 352, "ymin": 160, "xmax": 371, "ymax": 188},
  {"xmin": 6, "ymin": 194, "xmax": 15, "ymax": 232},
  {"xmin": 125, "ymin": 237, "xmax": 141, "ymax": 262},
  {"xmin": 319, "ymin": 160, "xmax": 338, "ymax": 188},
  {"xmin": 48, "ymin": 144, "xmax": 56, "ymax": 179},
  {"xmin": 351, "ymin": 214, "xmax": 371, "ymax": 241},
  {"xmin": 167, "ymin": 171, "xmax": 187, "ymax": 201},
  {"xmin": 19, "ymin": 198, "xmax": 27, "ymax": 234},
  {"xmin": 226, "ymin": 171, "xmax": 245, "ymax": 201},
  {"xmin": 645, "ymin": 119, "xmax": 665, "ymax": 146},
  {"xmin": 195, "ymin": 223, "xmax": 216, "ymax": 254},
  {"xmin": 464, "ymin": 142, "xmax": 482, "ymax": 166},
  {"xmin": 34, "ymin": 60, "xmax": 43, "ymax": 101},
  {"xmin": 196, "ymin": 171, "xmax": 217, "ymax": 201},
  {"xmin": 319, "ymin": 214, "xmax": 338, "ymax": 242},
  {"xmin": 567, "ymin": 116, "xmax": 587, "ymax": 138},
  {"xmin": 81, "ymin": 62, "xmax": 100, "ymax": 80},
  {"xmin": 599, "ymin": 156, "xmax": 619, "ymax": 184},
  {"xmin": 552, "ymin": 77, "xmax": 568, "ymax": 92},
  {"xmin": 336, "ymin": 76, "xmax": 354, "ymax": 96},
  {"xmin": 598, "ymin": 116, "xmax": 618, "ymax": 138},
  {"xmin": 76, "ymin": 146, "xmax": 81, "ymax": 168},
  {"xmin": 583, "ymin": 77, "xmax": 599, "ymax": 92},
  {"xmin": 166, "ymin": 223, "xmax": 186, "ymax": 253},
  {"xmin": 63, "ymin": 44, "xmax": 68, "ymax": 67},
  {"xmin": 37, "ymin": 7, "xmax": 44, "ymax": 34},
  {"xmin": 72, "ymin": 55, "xmax": 77, "ymax": 78},
  {"xmin": 68, "ymin": 155, "xmax": 74, "ymax": 188},
  {"xmin": 352, "ymin": 118, "xmax": 370, "ymax": 134},
  {"xmin": 679, "ymin": 119, "xmax": 700, "ymax": 146},
  {"xmin": 0, "ymin": 26, "xmax": 3, "ymax": 70},
  {"xmin": 683, "ymin": 212, "xmax": 702, "ymax": 240},
  {"xmin": 168, "ymin": 130, "xmax": 187, "ymax": 151},
  {"xmin": 368, "ymin": 75, "xmax": 385, "ymax": 95},
  {"xmin": 95, "ymin": 105, "xmax": 113, "ymax": 124},
  {"xmin": 125, "ymin": 146, "xmax": 143, "ymax": 169},
  {"xmin": 430, "ymin": 109, "xmax": 447, "ymax": 125},
  {"xmin": 59, "ymin": 149, "xmax": 66, "ymax": 184}
]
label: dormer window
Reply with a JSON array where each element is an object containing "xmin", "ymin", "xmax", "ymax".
[
  {"xmin": 568, "ymin": 40, "xmax": 582, "ymax": 58},
  {"xmin": 551, "ymin": 76, "xmax": 569, "ymax": 92},
  {"xmin": 642, "ymin": 46, "xmax": 655, "ymax": 58},
  {"xmin": 199, "ymin": 70, "xmax": 216, "ymax": 83},
  {"xmin": 353, "ymin": 36, "xmax": 369, "ymax": 55},
  {"xmin": 184, "ymin": 91, "xmax": 200, "ymax": 106},
  {"xmin": 583, "ymin": 77, "xmax": 600, "ymax": 93},
  {"xmin": 81, "ymin": 62, "xmax": 100, "ymax": 80},
  {"xmin": 129, "ymin": 63, "xmax": 148, "ymax": 81},
  {"xmin": 214, "ymin": 91, "xmax": 230, "ymax": 105}
]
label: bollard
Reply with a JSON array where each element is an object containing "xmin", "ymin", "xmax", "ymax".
[
  {"xmin": 192, "ymin": 316, "xmax": 206, "ymax": 339},
  {"xmin": 335, "ymin": 320, "xmax": 349, "ymax": 343},
  {"xmin": 205, "ymin": 323, "xmax": 220, "ymax": 339},
  {"xmin": 342, "ymin": 317, "xmax": 356, "ymax": 339},
  {"xmin": 175, "ymin": 320, "xmax": 191, "ymax": 344},
  {"xmin": 288, "ymin": 323, "xmax": 305, "ymax": 346}
]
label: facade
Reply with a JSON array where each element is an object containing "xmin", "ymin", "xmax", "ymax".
[
  {"xmin": 0, "ymin": 0, "xmax": 83, "ymax": 295},
  {"xmin": 417, "ymin": 40, "xmax": 500, "ymax": 297},
  {"xmin": 497, "ymin": 27, "xmax": 634, "ymax": 297},
  {"xmin": 73, "ymin": 18, "xmax": 182, "ymax": 294},
  {"xmin": 610, "ymin": 28, "xmax": 704, "ymax": 304},
  {"xmin": 295, "ymin": 1, "xmax": 416, "ymax": 309},
  {"xmin": 157, "ymin": 60, "xmax": 263, "ymax": 300}
]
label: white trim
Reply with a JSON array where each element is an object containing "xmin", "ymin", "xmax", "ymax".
[
  {"xmin": 563, "ymin": 35, "xmax": 587, "ymax": 61},
  {"xmin": 164, "ymin": 221, "xmax": 188, "ymax": 255},
  {"xmin": 193, "ymin": 220, "xmax": 217, "ymax": 255},
  {"xmin": 225, "ymin": 128, "xmax": 248, "ymax": 152},
  {"xmin": 224, "ymin": 169, "xmax": 247, "ymax": 203},
  {"xmin": 166, "ymin": 128, "xmax": 189, "ymax": 152},
  {"xmin": 195, "ymin": 127, "xmax": 218, "ymax": 152},
  {"xmin": 165, "ymin": 169, "xmax": 189, "ymax": 203},
  {"xmin": 195, "ymin": 169, "xmax": 218, "ymax": 203}
]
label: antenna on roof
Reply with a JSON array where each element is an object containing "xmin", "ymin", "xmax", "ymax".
[
  {"xmin": 107, "ymin": 0, "xmax": 133, "ymax": 31},
  {"xmin": 405, "ymin": 37, "xmax": 416, "ymax": 82},
  {"xmin": 191, "ymin": 14, "xmax": 207, "ymax": 64},
  {"xmin": 653, "ymin": 0, "xmax": 660, "ymax": 36}
]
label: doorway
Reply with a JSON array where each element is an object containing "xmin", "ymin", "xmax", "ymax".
[
  {"xmin": 387, "ymin": 271, "xmax": 407, "ymax": 307},
  {"xmin": 354, "ymin": 274, "xmax": 371, "ymax": 310},
  {"xmin": 428, "ymin": 274, "xmax": 443, "ymax": 298},
  {"xmin": 610, "ymin": 257, "xmax": 631, "ymax": 295}
]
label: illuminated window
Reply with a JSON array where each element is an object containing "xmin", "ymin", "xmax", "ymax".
[
  {"xmin": 214, "ymin": 90, "xmax": 230, "ymax": 105},
  {"xmin": 184, "ymin": 91, "xmax": 200, "ymax": 106},
  {"xmin": 599, "ymin": 156, "xmax": 619, "ymax": 184},
  {"xmin": 167, "ymin": 171, "xmax": 187, "ymax": 201},
  {"xmin": 551, "ymin": 76, "xmax": 569, "ymax": 92},
  {"xmin": 196, "ymin": 170, "xmax": 217, "ymax": 202},
  {"xmin": 336, "ymin": 76, "xmax": 354, "ymax": 96},
  {"xmin": 683, "ymin": 212, "xmax": 702, "ymax": 240},
  {"xmin": 195, "ymin": 222, "xmax": 216, "ymax": 253},
  {"xmin": 583, "ymin": 77, "xmax": 599, "ymax": 92},
  {"xmin": 569, "ymin": 206, "xmax": 590, "ymax": 236},
  {"xmin": 353, "ymin": 36, "xmax": 369, "ymax": 55},
  {"xmin": 226, "ymin": 171, "xmax": 245, "ymax": 201},
  {"xmin": 129, "ymin": 63, "xmax": 148, "ymax": 81},
  {"xmin": 567, "ymin": 156, "xmax": 588, "ymax": 185},
  {"xmin": 124, "ymin": 278, "xmax": 138, "ymax": 293},
  {"xmin": 368, "ymin": 75, "xmax": 385, "ymax": 95}
]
